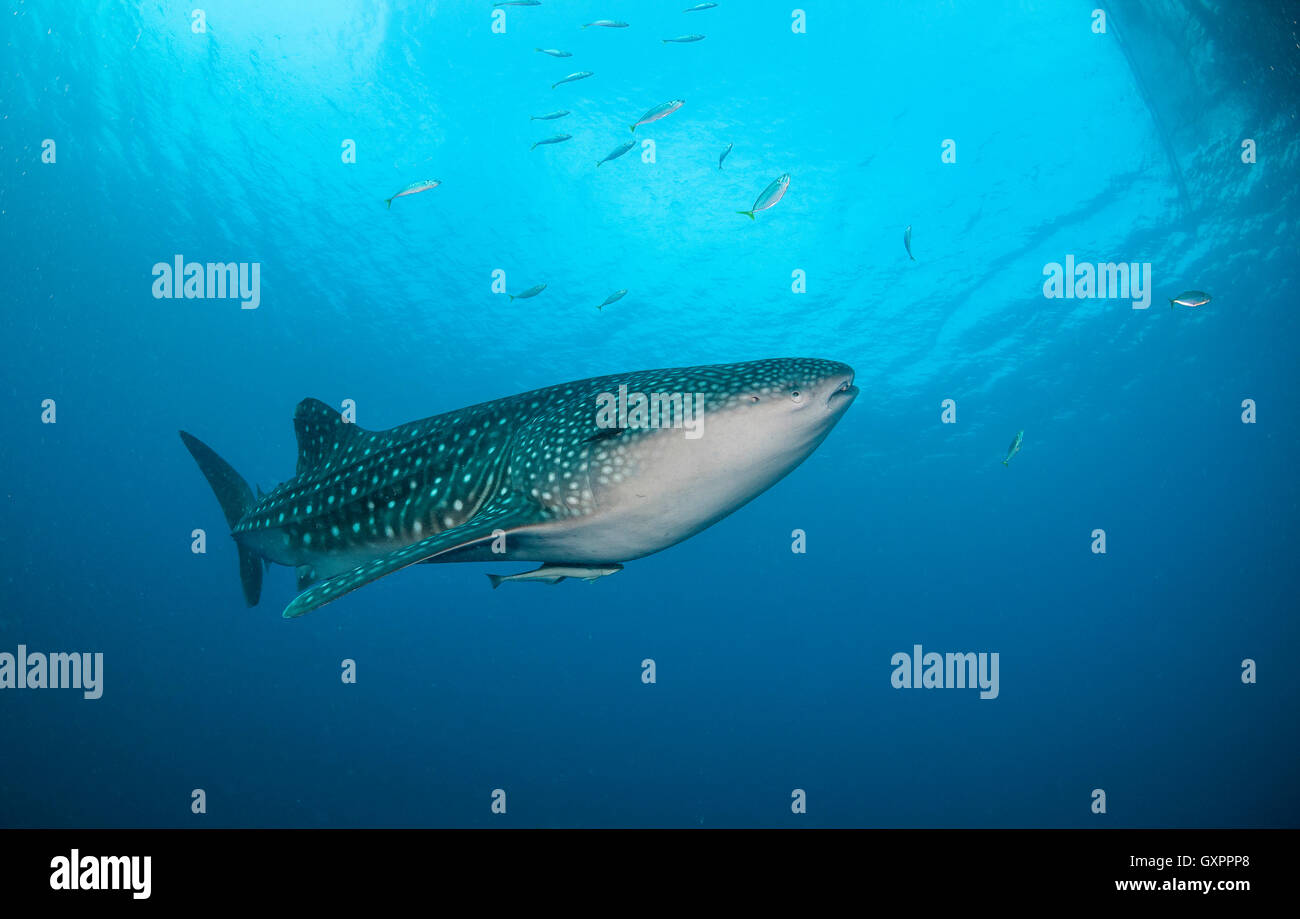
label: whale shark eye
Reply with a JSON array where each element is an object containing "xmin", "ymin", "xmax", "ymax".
[{"xmin": 790, "ymin": 390, "xmax": 802, "ymax": 403}]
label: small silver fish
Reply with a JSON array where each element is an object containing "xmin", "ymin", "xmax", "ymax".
[
  {"xmin": 531, "ymin": 134, "xmax": 572, "ymax": 150},
  {"xmin": 535, "ymin": 48, "xmax": 572, "ymax": 57},
  {"xmin": 718, "ymin": 142, "xmax": 733, "ymax": 169},
  {"xmin": 487, "ymin": 563, "xmax": 624, "ymax": 588},
  {"xmin": 552, "ymin": 71, "xmax": 594, "ymax": 89},
  {"xmin": 1169, "ymin": 290, "xmax": 1211, "ymax": 309},
  {"xmin": 663, "ymin": 34, "xmax": 706, "ymax": 43},
  {"xmin": 583, "ymin": 20, "xmax": 629, "ymax": 28},
  {"xmin": 1002, "ymin": 430, "xmax": 1023, "ymax": 466},
  {"xmin": 683, "ymin": 2, "xmax": 718, "ymax": 10},
  {"xmin": 631, "ymin": 99, "xmax": 684, "ymax": 132},
  {"xmin": 385, "ymin": 179, "xmax": 440, "ymax": 209},
  {"xmin": 737, "ymin": 174, "xmax": 789, "ymax": 219},
  {"xmin": 904, "ymin": 225, "xmax": 916, "ymax": 261},
  {"xmin": 596, "ymin": 141, "xmax": 635, "ymax": 167},
  {"xmin": 597, "ymin": 289, "xmax": 628, "ymax": 310},
  {"xmin": 531, "ymin": 110, "xmax": 570, "ymax": 120},
  {"xmin": 509, "ymin": 284, "xmax": 547, "ymax": 302}
]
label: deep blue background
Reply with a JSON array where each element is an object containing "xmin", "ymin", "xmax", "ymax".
[{"xmin": 2, "ymin": 0, "xmax": 1297, "ymax": 826}]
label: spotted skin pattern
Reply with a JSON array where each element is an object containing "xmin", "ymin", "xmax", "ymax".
[{"xmin": 192, "ymin": 358, "xmax": 857, "ymax": 618}]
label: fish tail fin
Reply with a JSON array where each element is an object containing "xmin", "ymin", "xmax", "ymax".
[
  {"xmin": 595, "ymin": 161, "xmax": 601, "ymax": 167},
  {"xmin": 486, "ymin": 574, "xmax": 505, "ymax": 590},
  {"xmin": 385, "ymin": 198, "xmax": 392, "ymax": 209},
  {"xmin": 179, "ymin": 431, "xmax": 263, "ymax": 607},
  {"xmin": 508, "ymin": 294, "xmax": 516, "ymax": 302},
  {"xmin": 551, "ymin": 83, "xmax": 558, "ymax": 89},
  {"xmin": 737, "ymin": 210, "xmax": 755, "ymax": 220},
  {"xmin": 630, "ymin": 125, "xmax": 636, "ymax": 133},
  {"xmin": 1002, "ymin": 459, "xmax": 1009, "ymax": 466}
]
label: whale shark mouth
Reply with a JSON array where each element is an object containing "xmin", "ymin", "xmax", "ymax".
[{"xmin": 828, "ymin": 378, "xmax": 858, "ymax": 407}]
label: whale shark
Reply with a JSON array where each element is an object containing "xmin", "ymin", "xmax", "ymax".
[{"xmin": 181, "ymin": 358, "xmax": 857, "ymax": 619}]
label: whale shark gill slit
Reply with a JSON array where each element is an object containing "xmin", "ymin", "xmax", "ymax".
[{"xmin": 583, "ymin": 426, "xmax": 627, "ymax": 443}]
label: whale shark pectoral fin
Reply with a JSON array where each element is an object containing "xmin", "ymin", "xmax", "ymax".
[{"xmin": 281, "ymin": 497, "xmax": 535, "ymax": 619}]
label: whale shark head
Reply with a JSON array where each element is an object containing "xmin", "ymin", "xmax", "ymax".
[
  {"xmin": 681, "ymin": 356, "xmax": 857, "ymax": 497},
  {"xmin": 719, "ymin": 356, "xmax": 858, "ymax": 447},
  {"xmin": 527, "ymin": 357, "xmax": 858, "ymax": 562}
]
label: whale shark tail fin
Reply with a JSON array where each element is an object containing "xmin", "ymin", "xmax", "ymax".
[{"xmin": 179, "ymin": 431, "xmax": 264, "ymax": 607}]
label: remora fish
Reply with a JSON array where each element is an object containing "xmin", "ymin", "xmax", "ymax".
[
  {"xmin": 552, "ymin": 71, "xmax": 594, "ymax": 89},
  {"xmin": 531, "ymin": 110, "xmax": 570, "ymax": 121},
  {"xmin": 904, "ymin": 225, "xmax": 916, "ymax": 261},
  {"xmin": 583, "ymin": 20, "xmax": 629, "ymax": 28},
  {"xmin": 531, "ymin": 134, "xmax": 572, "ymax": 150},
  {"xmin": 385, "ymin": 179, "xmax": 440, "ymax": 209},
  {"xmin": 1169, "ymin": 290, "xmax": 1211, "ymax": 309},
  {"xmin": 535, "ymin": 48, "xmax": 573, "ymax": 57},
  {"xmin": 631, "ymin": 99, "xmax": 684, "ymax": 132},
  {"xmin": 488, "ymin": 563, "xmax": 623, "ymax": 588},
  {"xmin": 663, "ymin": 34, "xmax": 706, "ymax": 43},
  {"xmin": 597, "ymin": 289, "xmax": 628, "ymax": 309},
  {"xmin": 1002, "ymin": 430, "xmax": 1024, "ymax": 466},
  {"xmin": 596, "ymin": 141, "xmax": 635, "ymax": 167},
  {"xmin": 509, "ymin": 284, "xmax": 547, "ymax": 301},
  {"xmin": 718, "ymin": 142, "xmax": 733, "ymax": 169},
  {"xmin": 737, "ymin": 174, "xmax": 789, "ymax": 219},
  {"xmin": 684, "ymin": 2, "xmax": 718, "ymax": 10},
  {"xmin": 180, "ymin": 358, "xmax": 857, "ymax": 618}
]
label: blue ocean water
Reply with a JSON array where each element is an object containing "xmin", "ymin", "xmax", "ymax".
[{"xmin": 2, "ymin": 0, "xmax": 1297, "ymax": 828}]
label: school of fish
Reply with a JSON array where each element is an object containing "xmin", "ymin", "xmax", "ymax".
[{"xmin": 381, "ymin": 2, "xmax": 1212, "ymax": 469}]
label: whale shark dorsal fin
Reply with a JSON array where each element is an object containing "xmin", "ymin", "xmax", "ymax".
[
  {"xmin": 281, "ymin": 495, "xmax": 538, "ymax": 618},
  {"xmin": 293, "ymin": 398, "xmax": 368, "ymax": 475}
]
